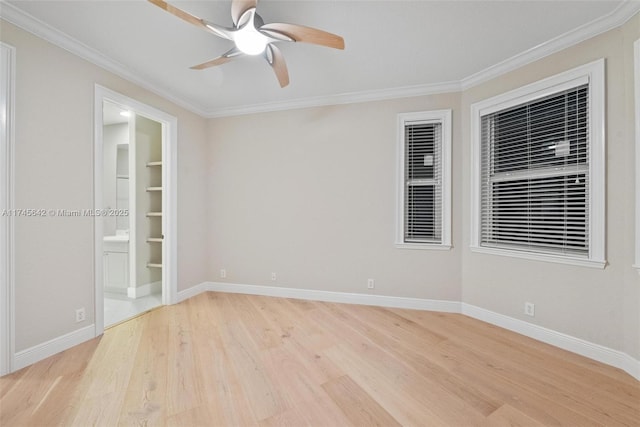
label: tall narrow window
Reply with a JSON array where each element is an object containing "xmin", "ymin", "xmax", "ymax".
[
  {"xmin": 471, "ymin": 59, "xmax": 605, "ymax": 267},
  {"xmin": 397, "ymin": 110, "xmax": 451, "ymax": 249}
]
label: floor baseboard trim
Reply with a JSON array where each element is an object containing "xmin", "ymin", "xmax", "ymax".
[
  {"xmin": 127, "ymin": 281, "xmax": 161, "ymax": 299},
  {"xmin": 204, "ymin": 281, "xmax": 461, "ymax": 313},
  {"xmin": 14, "ymin": 282, "xmax": 634, "ymax": 380},
  {"xmin": 13, "ymin": 324, "xmax": 95, "ymax": 372},
  {"xmin": 461, "ymin": 303, "xmax": 640, "ymax": 381},
  {"xmin": 176, "ymin": 282, "xmax": 209, "ymax": 303},
  {"xmin": 179, "ymin": 281, "xmax": 640, "ymax": 381},
  {"xmin": 621, "ymin": 353, "xmax": 640, "ymax": 381}
]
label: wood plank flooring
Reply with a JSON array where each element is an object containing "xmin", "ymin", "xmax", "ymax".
[{"xmin": 1, "ymin": 292, "xmax": 638, "ymax": 426}]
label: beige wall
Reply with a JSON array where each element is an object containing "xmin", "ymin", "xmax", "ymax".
[
  {"xmin": 461, "ymin": 14, "xmax": 640, "ymax": 359},
  {"xmin": 208, "ymin": 95, "xmax": 463, "ymax": 300},
  {"xmin": 0, "ymin": 20, "xmax": 209, "ymax": 351}
]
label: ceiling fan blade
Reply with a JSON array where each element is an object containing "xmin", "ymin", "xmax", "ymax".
[
  {"xmin": 148, "ymin": 0, "xmax": 233, "ymax": 40},
  {"xmin": 231, "ymin": 0, "xmax": 258, "ymax": 27},
  {"xmin": 190, "ymin": 48, "xmax": 243, "ymax": 70},
  {"xmin": 148, "ymin": 0, "xmax": 208, "ymax": 30},
  {"xmin": 266, "ymin": 44, "xmax": 289, "ymax": 88},
  {"xmin": 259, "ymin": 28, "xmax": 294, "ymax": 43},
  {"xmin": 260, "ymin": 23, "xmax": 345, "ymax": 50}
]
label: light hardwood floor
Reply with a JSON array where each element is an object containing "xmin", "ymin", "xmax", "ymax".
[{"xmin": 1, "ymin": 292, "xmax": 638, "ymax": 426}]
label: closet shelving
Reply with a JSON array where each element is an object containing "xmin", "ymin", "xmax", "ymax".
[{"xmin": 146, "ymin": 160, "xmax": 163, "ymax": 268}]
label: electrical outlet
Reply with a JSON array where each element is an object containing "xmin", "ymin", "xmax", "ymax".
[
  {"xmin": 271, "ymin": 272, "xmax": 277, "ymax": 281},
  {"xmin": 220, "ymin": 268, "xmax": 226, "ymax": 279},
  {"xmin": 367, "ymin": 279, "xmax": 375, "ymax": 289},
  {"xmin": 75, "ymin": 307, "xmax": 86, "ymax": 323},
  {"xmin": 524, "ymin": 302, "xmax": 535, "ymax": 317}
]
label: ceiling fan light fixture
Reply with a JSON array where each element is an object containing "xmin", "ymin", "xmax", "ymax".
[
  {"xmin": 148, "ymin": 0, "xmax": 345, "ymax": 87},
  {"xmin": 234, "ymin": 28, "xmax": 268, "ymax": 55}
]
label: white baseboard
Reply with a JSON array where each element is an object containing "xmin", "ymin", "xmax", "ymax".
[
  {"xmin": 127, "ymin": 281, "xmax": 161, "ymax": 299},
  {"xmin": 461, "ymin": 303, "xmax": 640, "ymax": 381},
  {"xmin": 176, "ymin": 281, "xmax": 640, "ymax": 381},
  {"xmin": 11, "ymin": 281, "xmax": 639, "ymax": 382},
  {"xmin": 621, "ymin": 353, "xmax": 640, "ymax": 380},
  {"xmin": 176, "ymin": 282, "xmax": 209, "ymax": 303},
  {"xmin": 204, "ymin": 281, "xmax": 461, "ymax": 313},
  {"xmin": 13, "ymin": 324, "xmax": 95, "ymax": 372}
]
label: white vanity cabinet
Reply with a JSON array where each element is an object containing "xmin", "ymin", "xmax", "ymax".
[{"xmin": 104, "ymin": 239, "xmax": 129, "ymax": 293}]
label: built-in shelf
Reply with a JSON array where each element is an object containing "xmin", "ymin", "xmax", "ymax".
[{"xmin": 145, "ymin": 159, "xmax": 162, "ymax": 273}]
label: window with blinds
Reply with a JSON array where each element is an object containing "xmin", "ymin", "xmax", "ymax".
[
  {"xmin": 471, "ymin": 60, "xmax": 605, "ymax": 267},
  {"xmin": 480, "ymin": 84, "xmax": 589, "ymax": 256},
  {"xmin": 405, "ymin": 123, "xmax": 442, "ymax": 242},
  {"xmin": 397, "ymin": 110, "xmax": 451, "ymax": 249}
]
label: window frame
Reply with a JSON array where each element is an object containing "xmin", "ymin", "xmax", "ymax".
[
  {"xmin": 396, "ymin": 109, "xmax": 452, "ymax": 250},
  {"xmin": 470, "ymin": 59, "xmax": 606, "ymax": 268}
]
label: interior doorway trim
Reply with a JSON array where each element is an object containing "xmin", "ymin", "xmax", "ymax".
[
  {"xmin": 94, "ymin": 85, "xmax": 178, "ymax": 336},
  {"xmin": 634, "ymin": 38, "xmax": 640, "ymax": 271},
  {"xmin": 0, "ymin": 42, "xmax": 16, "ymax": 376}
]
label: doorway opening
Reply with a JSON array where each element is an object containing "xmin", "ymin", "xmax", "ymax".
[{"xmin": 94, "ymin": 86, "xmax": 177, "ymax": 335}]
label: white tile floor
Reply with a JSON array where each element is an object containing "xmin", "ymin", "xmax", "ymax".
[{"xmin": 104, "ymin": 292, "xmax": 162, "ymax": 327}]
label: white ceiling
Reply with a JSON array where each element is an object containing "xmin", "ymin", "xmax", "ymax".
[{"xmin": 2, "ymin": 0, "xmax": 637, "ymax": 117}]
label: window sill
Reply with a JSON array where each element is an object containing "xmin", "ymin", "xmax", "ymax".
[
  {"xmin": 470, "ymin": 245, "xmax": 606, "ymax": 269},
  {"xmin": 395, "ymin": 243, "xmax": 452, "ymax": 251}
]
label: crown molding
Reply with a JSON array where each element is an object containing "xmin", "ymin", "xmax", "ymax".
[
  {"xmin": 460, "ymin": 1, "xmax": 640, "ymax": 90},
  {"xmin": 1, "ymin": 0, "xmax": 638, "ymax": 118},
  {"xmin": 207, "ymin": 1, "xmax": 640, "ymax": 117},
  {"xmin": 206, "ymin": 80, "xmax": 461, "ymax": 118},
  {"xmin": 0, "ymin": 1, "xmax": 209, "ymax": 117}
]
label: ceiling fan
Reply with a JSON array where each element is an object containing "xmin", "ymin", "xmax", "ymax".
[{"xmin": 148, "ymin": 0, "xmax": 345, "ymax": 88}]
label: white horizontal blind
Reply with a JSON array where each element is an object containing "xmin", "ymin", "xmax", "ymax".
[
  {"xmin": 480, "ymin": 83, "xmax": 589, "ymax": 256},
  {"xmin": 405, "ymin": 122, "xmax": 442, "ymax": 243}
]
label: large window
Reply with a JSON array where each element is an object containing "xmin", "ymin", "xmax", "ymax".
[
  {"xmin": 396, "ymin": 110, "xmax": 451, "ymax": 249},
  {"xmin": 471, "ymin": 60, "xmax": 605, "ymax": 267}
]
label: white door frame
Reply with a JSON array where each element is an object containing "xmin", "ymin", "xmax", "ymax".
[
  {"xmin": 0, "ymin": 42, "xmax": 16, "ymax": 376},
  {"xmin": 634, "ymin": 38, "xmax": 640, "ymax": 271},
  {"xmin": 94, "ymin": 85, "xmax": 178, "ymax": 336}
]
